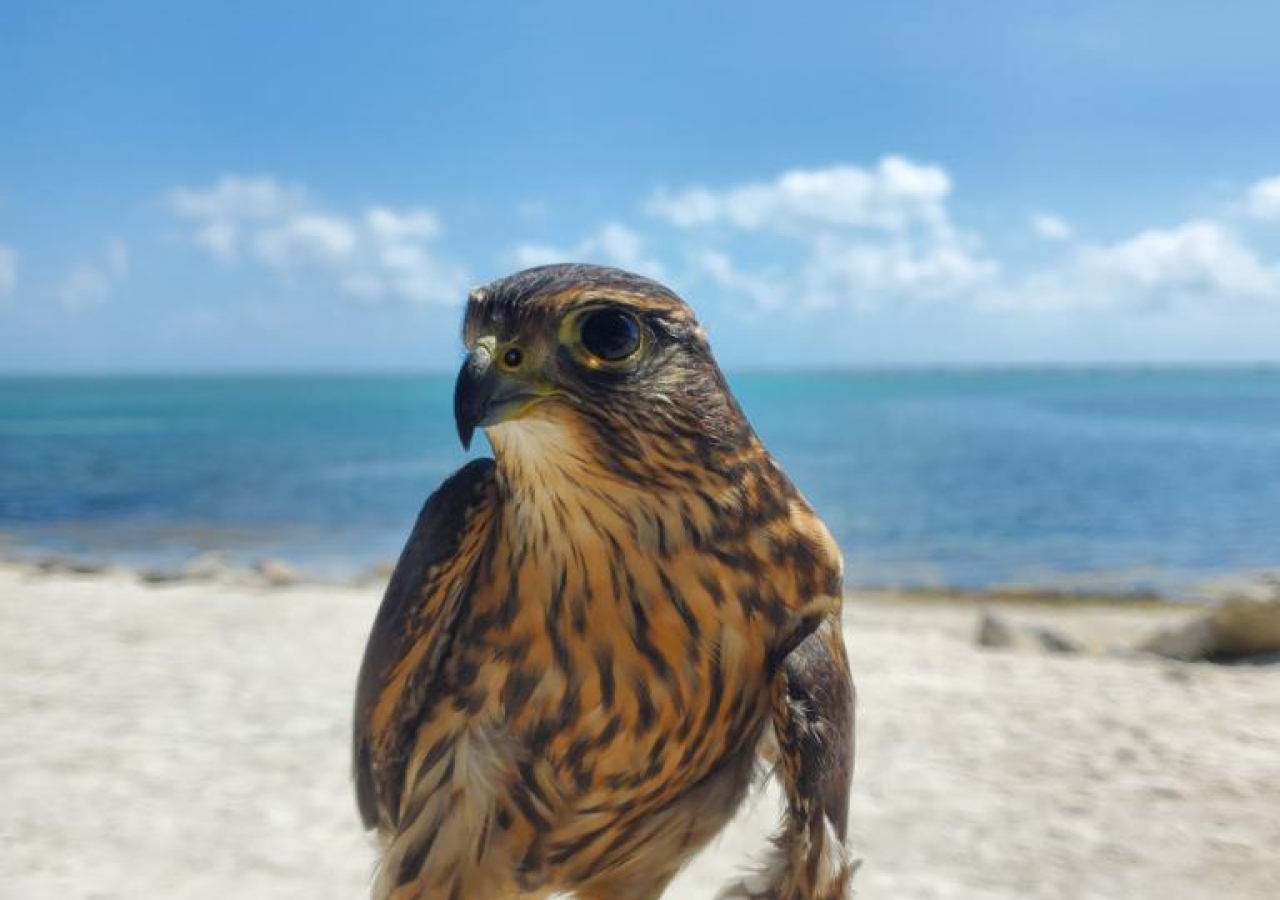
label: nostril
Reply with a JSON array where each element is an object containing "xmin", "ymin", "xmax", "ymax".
[{"xmin": 502, "ymin": 347, "xmax": 523, "ymax": 368}]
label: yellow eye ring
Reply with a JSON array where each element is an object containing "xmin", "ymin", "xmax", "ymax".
[{"xmin": 560, "ymin": 305, "xmax": 647, "ymax": 369}]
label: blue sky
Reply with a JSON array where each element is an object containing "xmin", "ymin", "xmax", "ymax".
[{"xmin": 2, "ymin": 0, "xmax": 1280, "ymax": 372}]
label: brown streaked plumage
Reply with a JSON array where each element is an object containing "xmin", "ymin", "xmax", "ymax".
[{"xmin": 353, "ymin": 264, "xmax": 856, "ymax": 900}]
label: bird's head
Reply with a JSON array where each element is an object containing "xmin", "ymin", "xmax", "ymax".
[{"xmin": 454, "ymin": 264, "xmax": 752, "ymax": 486}]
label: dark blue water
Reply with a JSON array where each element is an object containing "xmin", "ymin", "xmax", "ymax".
[{"xmin": 2, "ymin": 370, "xmax": 1278, "ymax": 591}]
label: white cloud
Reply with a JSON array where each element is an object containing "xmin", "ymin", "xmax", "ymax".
[
  {"xmin": 56, "ymin": 238, "xmax": 130, "ymax": 310},
  {"xmin": 649, "ymin": 157, "xmax": 994, "ymax": 310},
  {"xmin": 1246, "ymin": 174, "xmax": 1280, "ymax": 222},
  {"xmin": 1062, "ymin": 221, "xmax": 1277, "ymax": 308},
  {"xmin": 1031, "ymin": 213, "xmax": 1074, "ymax": 241},
  {"xmin": 166, "ymin": 176, "xmax": 309, "ymax": 264},
  {"xmin": 166, "ymin": 175, "xmax": 307, "ymax": 221},
  {"xmin": 693, "ymin": 250, "xmax": 786, "ymax": 310},
  {"xmin": 0, "ymin": 245, "xmax": 16, "ymax": 301},
  {"xmin": 804, "ymin": 235, "xmax": 998, "ymax": 308},
  {"xmin": 511, "ymin": 222, "xmax": 666, "ymax": 278},
  {"xmin": 165, "ymin": 176, "xmax": 467, "ymax": 305},
  {"xmin": 695, "ymin": 233, "xmax": 998, "ymax": 312},
  {"xmin": 641, "ymin": 160, "xmax": 1280, "ymax": 315},
  {"xmin": 255, "ymin": 214, "xmax": 358, "ymax": 268},
  {"xmin": 992, "ymin": 220, "xmax": 1280, "ymax": 313},
  {"xmin": 344, "ymin": 239, "xmax": 467, "ymax": 305},
  {"xmin": 588, "ymin": 223, "xmax": 662, "ymax": 274},
  {"xmin": 365, "ymin": 207, "xmax": 441, "ymax": 242},
  {"xmin": 194, "ymin": 221, "xmax": 238, "ymax": 261},
  {"xmin": 165, "ymin": 165, "xmax": 1280, "ymax": 320},
  {"xmin": 648, "ymin": 156, "xmax": 952, "ymax": 235}
]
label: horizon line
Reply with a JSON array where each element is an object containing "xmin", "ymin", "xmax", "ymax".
[{"xmin": 2, "ymin": 361, "xmax": 1280, "ymax": 379}]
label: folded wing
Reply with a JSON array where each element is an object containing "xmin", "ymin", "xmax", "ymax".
[{"xmin": 352, "ymin": 458, "xmax": 497, "ymax": 830}]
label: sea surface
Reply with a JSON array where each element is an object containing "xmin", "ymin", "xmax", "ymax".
[{"xmin": 2, "ymin": 369, "xmax": 1279, "ymax": 593}]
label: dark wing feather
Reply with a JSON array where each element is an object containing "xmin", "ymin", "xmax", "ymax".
[
  {"xmin": 723, "ymin": 617, "xmax": 855, "ymax": 899},
  {"xmin": 776, "ymin": 619, "xmax": 855, "ymax": 841},
  {"xmin": 352, "ymin": 457, "xmax": 496, "ymax": 829},
  {"xmin": 769, "ymin": 617, "xmax": 857, "ymax": 897}
]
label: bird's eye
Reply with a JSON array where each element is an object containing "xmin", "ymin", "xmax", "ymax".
[{"xmin": 578, "ymin": 308, "xmax": 642, "ymax": 362}]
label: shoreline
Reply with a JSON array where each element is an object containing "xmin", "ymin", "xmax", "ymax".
[{"xmin": 4, "ymin": 550, "xmax": 1275, "ymax": 606}]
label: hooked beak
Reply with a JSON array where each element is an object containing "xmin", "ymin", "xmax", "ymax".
[{"xmin": 453, "ymin": 340, "xmax": 552, "ymax": 450}]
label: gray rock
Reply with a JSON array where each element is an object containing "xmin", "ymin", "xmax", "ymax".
[
  {"xmin": 1210, "ymin": 596, "xmax": 1280, "ymax": 658},
  {"xmin": 1137, "ymin": 616, "xmax": 1218, "ymax": 662},
  {"xmin": 1138, "ymin": 595, "xmax": 1280, "ymax": 663},
  {"xmin": 976, "ymin": 610, "xmax": 1015, "ymax": 648},
  {"xmin": 252, "ymin": 557, "xmax": 300, "ymax": 587},
  {"xmin": 138, "ymin": 568, "xmax": 186, "ymax": 585},
  {"xmin": 183, "ymin": 551, "xmax": 240, "ymax": 582},
  {"xmin": 976, "ymin": 611, "xmax": 1084, "ymax": 655},
  {"xmin": 1030, "ymin": 626, "xmax": 1082, "ymax": 654},
  {"xmin": 33, "ymin": 556, "xmax": 109, "ymax": 576}
]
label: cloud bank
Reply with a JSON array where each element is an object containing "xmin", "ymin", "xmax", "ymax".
[
  {"xmin": 155, "ymin": 165, "xmax": 1280, "ymax": 321},
  {"xmin": 165, "ymin": 176, "xmax": 467, "ymax": 305},
  {"xmin": 648, "ymin": 156, "xmax": 953, "ymax": 235},
  {"xmin": 631, "ymin": 160, "xmax": 1280, "ymax": 314},
  {"xmin": 648, "ymin": 157, "xmax": 998, "ymax": 310}
]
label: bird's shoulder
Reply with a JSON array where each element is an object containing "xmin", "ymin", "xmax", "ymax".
[
  {"xmin": 747, "ymin": 486, "xmax": 846, "ymax": 665},
  {"xmin": 352, "ymin": 457, "xmax": 498, "ymax": 829},
  {"xmin": 784, "ymin": 494, "xmax": 843, "ymax": 590},
  {"xmin": 755, "ymin": 472, "xmax": 844, "ymax": 599}
]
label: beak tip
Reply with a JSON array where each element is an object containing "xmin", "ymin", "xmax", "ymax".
[{"xmin": 455, "ymin": 408, "xmax": 476, "ymax": 450}]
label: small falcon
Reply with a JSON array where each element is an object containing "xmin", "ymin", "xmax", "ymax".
[{"xmin": 353, "ymin": 264, "xmax": 855, "ymax": 900}]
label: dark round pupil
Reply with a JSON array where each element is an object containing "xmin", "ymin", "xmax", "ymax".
[
  {"xmin": 502, "ymin": 347, "xmax": 523, "ymax": 368},
  {"xmin": 580, "ymin": 309, "xmax": 640, "ymax": 361}
]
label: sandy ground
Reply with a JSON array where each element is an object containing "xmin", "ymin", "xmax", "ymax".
[{"xmin": 2, "ymin": 566, "xmax": 1278, "ymax": 900}]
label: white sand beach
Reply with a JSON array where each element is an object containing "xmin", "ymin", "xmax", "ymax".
[{"xmin": 2, "ymin": 565, "xmax": 1278, "ymax": 900}]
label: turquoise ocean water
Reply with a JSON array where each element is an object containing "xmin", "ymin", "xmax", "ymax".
[{"xmin": 2, "ymin": 369, "xmax": 1278, "ymax": 593}]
